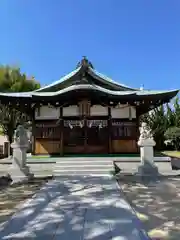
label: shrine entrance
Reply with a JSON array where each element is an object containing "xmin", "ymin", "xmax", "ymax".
[
  {"xmin": 63, "ymin": 119, "xmax": 109, "ymax": 154},
  {"xmin": 86, "ymin": 119, "xmax": 108, "ymax": 153}
]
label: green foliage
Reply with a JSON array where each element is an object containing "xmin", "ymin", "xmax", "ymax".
[
  {"xmin": 0, "ymin": 65, "xmax": 40, "ymax": 143},
  {"xmin": 164, "ymin": 127, "xmax": 180, "ymax": 150},
  {"xmin": 140, "ymin": 105, "xmax": 168, "ymax": 149},
  {"xmin": 140, "ymin": 95, "xmax": 180, "ymax": 150},
  {"xmin": 0, "ymin": 65, "xmax": 40, "ymax": 92}
]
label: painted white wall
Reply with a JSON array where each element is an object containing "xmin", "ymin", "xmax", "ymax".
[
  {"xmin": 35, "ymin": 106, "xmax": 59, "ymax": 119},
  {"xmin": 90, "ymin": 105, "xmax": 108, "ymax": 116},
  {"xmin": 111, "ymin": 105, "xmax": 136, "ymax": 119},
  {"xmin": 131, "ymin": 107, "xmax": 136, "ymax": 119},
  {"xmin": 35, "ymin": 104, "xmax": 136, "ymax": 119},
  {"xmin": 63, "ymin": 105, "xmax": 79, "ymax": 116}
]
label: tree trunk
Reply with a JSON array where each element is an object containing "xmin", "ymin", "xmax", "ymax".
[
  {"xmin": 174, "ymin": 140, "xmax": 179, "ymax": 151},
  {"xmin": 7, "ymin": 134, "xmax": 13, "ymax": 156}
]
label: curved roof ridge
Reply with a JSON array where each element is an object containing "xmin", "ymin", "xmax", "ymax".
[
  {"xmin": 32, "ymin": 85, "xmax": 179, "ymax": 97},
  {"xmin": 32, "ymin": 84, "xmax": 137, "ymax": 97},
  {"xmin": 88, "ymin": 67, "xmax": 140, "ymax": 91},
  {"xmin": 35, "ymin": 67, "xmax": 81, "ymax": 92}
]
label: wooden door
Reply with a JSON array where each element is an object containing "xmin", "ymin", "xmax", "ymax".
[
  {"xmin": 35, "ymin": 121, "xmax": 61, "ymax": 155},
  {"xmin": 86, "ymin": 119, "xmax": 109, "ymax": 154},
  {"xmin": 63, "ymin": 120, "xmax": 86, "ymax": 154},
  {"xmin": 111, "ymin": 120, "xmax": 138, "ymax": 153}
]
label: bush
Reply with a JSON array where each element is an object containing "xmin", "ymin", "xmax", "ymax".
[{"xmin": 164, "ymin": 127, "xmax": 180, "ymax": 150}]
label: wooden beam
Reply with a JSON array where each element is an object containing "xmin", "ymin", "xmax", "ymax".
[
  {"xmin": 135, "ymin": 107, "xmax": 140, "ymax": 153},
  {"xmin": 108, "ymin": 107, "xmax": 112, "ymax": 153},
  {"xmin": 59, "ymin": 107, "xmax": 63, "ymax": 156},
  {"xmin": 84, "ymin": 118, "xmax": 87, "ymax": 153},
  {"xmin": 31, "ymin": 106, "xmax": 36, "ymax": 155}
]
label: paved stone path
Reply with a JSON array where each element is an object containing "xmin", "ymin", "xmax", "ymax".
[{"xmin": 0, "ymin": 176, "xmax": 149, "ymax": 239}]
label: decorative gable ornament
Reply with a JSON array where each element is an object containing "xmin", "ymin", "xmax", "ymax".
[{"xmin": 76, "ymin": 56, "xmax": 94, "ymax": 69}]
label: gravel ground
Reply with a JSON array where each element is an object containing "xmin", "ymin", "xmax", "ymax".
[
  {"xmin": 0, "ymin": 177, "xmax": 52, "ymax": 225},
  {"xmin": 119, "ymin": 177, "xmax": 180, "ymax": 240}
]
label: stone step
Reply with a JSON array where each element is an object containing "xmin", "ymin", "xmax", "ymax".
[
  {"xmin": 55, "ymin": 156, "xmax": 170, "ymax": 161},
  {"xmin": 53, "ymin": 174, "xmax": 111, "ymax": 177},
  {"xmin": 53, "ymin": 170, "xmax": 111, "ymax": 176},
  {"xmin": 54, "ymin": 168, "xmax": 112, "ymax": 173},
  {"xmin": 54, "ymin": 165, "xmax": 113, "ymax": 169},
  {"xmin": 53, "ymin": 156, "xmax": 114, "ymax": 176},
  {"xmin": 55, "ymin": 161, "xmax": 113, "ymax": 165},
  {"xmin": 56, "ymin": 158, "xmax": 113, "ymax": 162}
]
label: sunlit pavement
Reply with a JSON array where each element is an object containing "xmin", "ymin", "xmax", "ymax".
[
  {"xmin": 121, "ymin": 178, "xmax": 180, "ymax": 239},
  {"xmin": 0, "ymin": 176, "xmax": 149, "ymax": 239}
]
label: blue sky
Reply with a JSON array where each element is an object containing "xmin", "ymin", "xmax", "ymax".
[{"xmin": 0, "ymin": 0, "xmax": 180, "ymax": 90}]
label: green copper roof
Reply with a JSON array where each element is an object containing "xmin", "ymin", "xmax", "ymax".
[
  {"xmin": 35, "ymin": 57, "xmax": 139, "ymax": 92},
  {"xmin": 32, "ymin": 84, "xmax": 137, "ymax": 97},
  {"xmin": 35, "ymin": 66, "xmax": 81, "ymax": 92},
  {"xmin": 32, "ymin": 85, "xmax": 178, "ymax": 97},
  {"xmin": 0, "ymin": 85, "xmax": 178, "ymax": 108},
  {"xmin": 0, "ymin": 58, "xmax": 178, "ymax": 103},
  {"xmin": 87, "ymin": 67, "xmax": 139, "ymax": 91}
]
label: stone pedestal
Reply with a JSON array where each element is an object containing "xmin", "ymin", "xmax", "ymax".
[
  {"xmin": 137, "ymin": 138, "xmax": 158, "ymax": 177},
  {"xmin": 9, "ymin": 142, "xmax": 33, "ymax": 184}
]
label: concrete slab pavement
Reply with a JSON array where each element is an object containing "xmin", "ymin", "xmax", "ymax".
[{"xmin": 0, "ymin": 176, "xmax": 150, "ymax": 239}]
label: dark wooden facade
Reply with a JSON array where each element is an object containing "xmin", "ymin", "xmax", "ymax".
[{"xmin": 33, "ymin": 103, "xmax": 138, "ymax": 155}]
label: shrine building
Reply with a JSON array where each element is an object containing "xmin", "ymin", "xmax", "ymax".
[{"xmin": 0, "ymin": 57, "xmax": 178, "ymax": 155}]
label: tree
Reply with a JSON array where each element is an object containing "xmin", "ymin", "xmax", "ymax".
[
  {"xmin": 0, "ymin": 65, "xmax": 40, "ymax": 92},
  {"xmin": 140, "ymin": 95, "xmax": 180, "ymax": 150},
  {"xmin": 0, "ymin": 65, "xmax": 40, "ymax": 145},
  {"xmin": 140, "ymin": 105, "xmax": 169, "ymax": 149},
  {"xmin": 170, "ymin": 96, "xmax": 180, "ymax": 127},
  {"xmin": 164, "ymin": 127, "xmax": 180, "ymax": 150}
]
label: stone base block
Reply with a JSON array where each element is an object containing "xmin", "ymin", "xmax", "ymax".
[
  {"xmin": 137, "ymin": 163, "xmax": 159, "ymax": 177},
  {"xmin": 9, "ymin": 165, "xmax": 34, "ymax": 184}
]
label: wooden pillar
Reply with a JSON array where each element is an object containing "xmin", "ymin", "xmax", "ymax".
[
  {"xmin": 79, "ymin": 100, "xmax": 90, "ymax": 154},
  {"xmin": 108, "ymin": 107, "xmax": 112, "ymax": 153},
  {"xmin": 59, "ymin": 107, "xmax": 63, "ymax": 156},
  {"xmin": 31, "ymin": 106, "xmax": 36, "ymax": 155},
  {"xmin": 84, "ymin": 117, "xmax": 88, "ymax": 153},
  {"xmin": 135, "ymin": 106, "xmax": 140, "ymax": 153}
]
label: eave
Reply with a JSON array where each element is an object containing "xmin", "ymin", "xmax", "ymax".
[{"xmin": 0, "ymin": 85, "xmax": 178, "ymax": 104}]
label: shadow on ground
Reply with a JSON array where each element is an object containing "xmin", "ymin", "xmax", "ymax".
[
  {"xmin": 0, "ymin": 176, "xmax": 149, "ymax": 239},
  {"xmin": 0, "ymin": 177, "xmax": 52, "ymax": 225},
  {"xmin": 119, "ymin": 175, "xmax": 180, "ymax": 240}
]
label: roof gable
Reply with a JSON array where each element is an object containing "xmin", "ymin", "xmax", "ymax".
[{"xmin": 35, "ymin": 57, "xmax": 139, "ymax": 93}]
